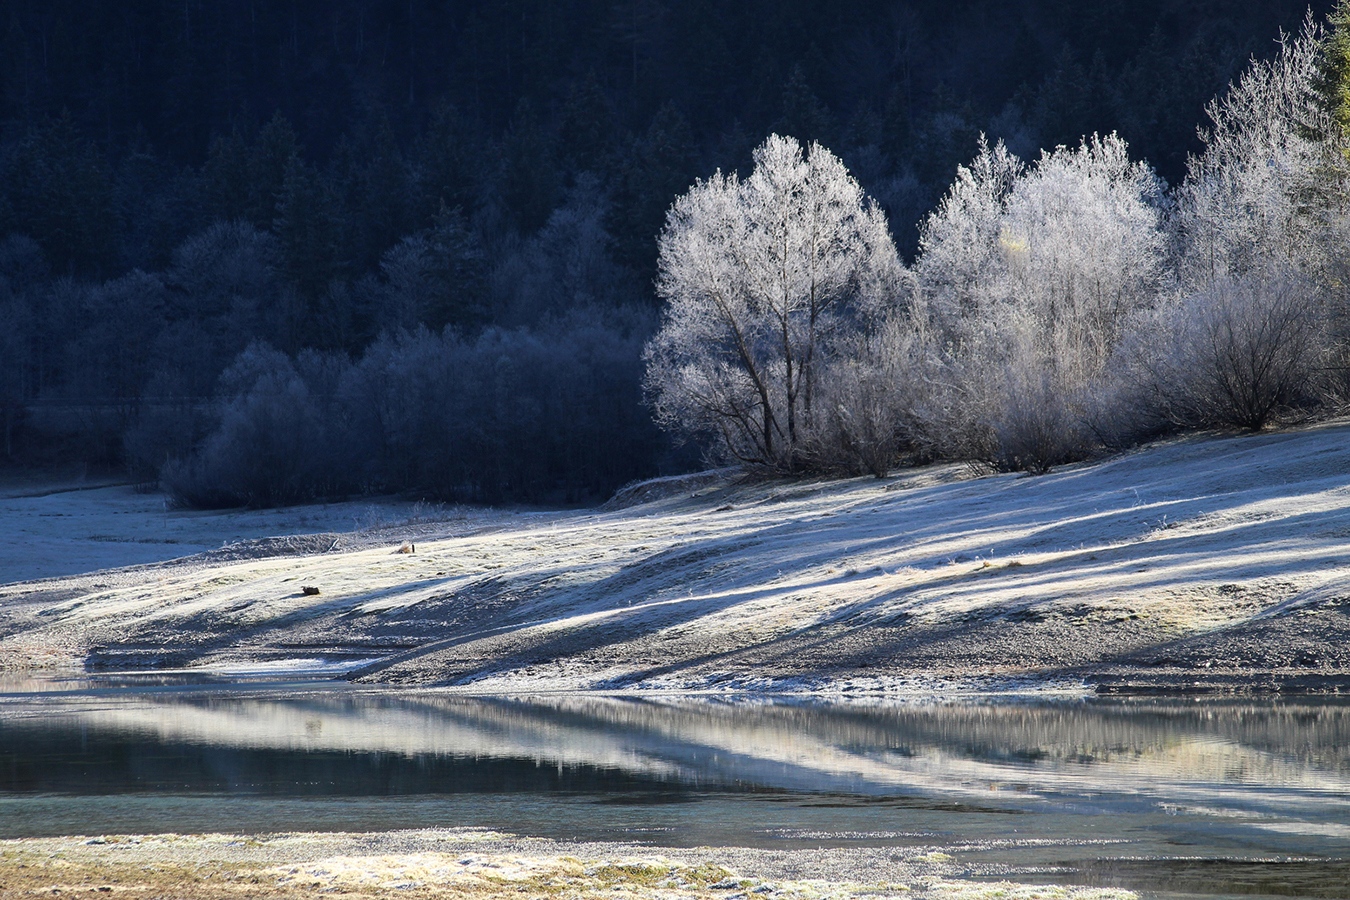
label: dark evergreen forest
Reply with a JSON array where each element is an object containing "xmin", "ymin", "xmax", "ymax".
[{"xmin": 0, "ymin": 1, "xmax": 1333, "ymax": 505}]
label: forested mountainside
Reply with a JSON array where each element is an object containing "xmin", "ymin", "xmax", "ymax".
[{"xmin": 0, "ymin": 1, "xmax": 1334, "ymax": 504}]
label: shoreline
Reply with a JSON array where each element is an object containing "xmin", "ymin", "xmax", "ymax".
[
  {"xmin": 8, "ymin": 663, "xmax": 1350, "ymax": 700},
  {"xmin": 2, "ymin": 683, "xmax": 1346, "ymax": 899},
  {"xmin": 0, "ymin": 829, "xmax": 1139, "ymax": 900}
]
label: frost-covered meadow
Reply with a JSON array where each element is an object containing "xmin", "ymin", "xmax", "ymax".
[{"xmin": 4, "ymin": 422, "xmax": 1349, "ymax": 694}]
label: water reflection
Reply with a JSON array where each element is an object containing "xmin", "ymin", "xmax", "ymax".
[
  {"xmin": 6, "ymin": 690, "xmax": 1350, "ymax": 798},
  {"xmin": 1, "ymin": 687, "xmax": 1349, "ymax": 890}
]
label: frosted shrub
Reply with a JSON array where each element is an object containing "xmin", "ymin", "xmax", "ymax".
[
  {"xmin": 1171, "ymin": 13, "xmax": 1350, "ymax": 407},
  {"xmin": 339, "ymin": 326, "xmax": 462, "ymax": 492},
  {"xmin": 800, "ymin": 315, "xmax": 931, "ymax": 476},
  {"xmin": 333, "ymin": 310, "xmax": 660, "ymax": 504},
  {"xmin": 992, "ymin": 362, "xmax": 1091, "ymax": 473},
  {"xmin": 163, "ymin": 343, "xmax": 349, "ymax": 507},
  {"xmin": 1136, "ymin": 270, "xmax": 1329, "ymax": 430}
]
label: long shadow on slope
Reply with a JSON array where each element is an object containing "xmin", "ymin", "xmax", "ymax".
[
  {"xmin": 383, "ymin": 426, "xmax": 1350, "ymax": 670},
  {"xmin": 87, "ymin": 426, "xmax": 1350, "ymax": 680},
  {"xmin": 354, "ymin": 561, "xmax": 863, "ymax": 685},
  {"xmin": 78, "ymin": 524, "xmax": 813, "ymax": 676},
  {"xmin": 793, "ymin": 501, "xmax": 1350, "ymax": 638},
  {"xmin": 358, "ymin": 482, "xmax": 1350, "ymax": 686},
  {"xmin": 350, "ymin": 505, "xmax": 1036, "ymax": 685},
  {"xmin": 81, "ymin": 573, "xmax": 483, "ymax": 670},
  {"xmin": 1085, "ymin": 602, "xmax": 1350, "ymax": 670},
  {"xmin": 345, "ymin": 511, "xmax": 928, "ymax": 682},
  {"xmin": 549, "ymin": 554, "xmax": 1350, "ymax": 691}
]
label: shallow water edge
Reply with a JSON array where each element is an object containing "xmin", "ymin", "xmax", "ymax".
[{"xmin": 1, "ymin": 680, "xmax": 1348, "ymax": 898}]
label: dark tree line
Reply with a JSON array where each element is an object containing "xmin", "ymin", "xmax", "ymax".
[{"xmin": 0, "ymin": 1, "xmax": 1334, "ymax": 504}]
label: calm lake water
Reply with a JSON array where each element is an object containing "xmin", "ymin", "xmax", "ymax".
[{"xmin": 1, "ymin": 677, "xmax": 1349, "ymax": 898}]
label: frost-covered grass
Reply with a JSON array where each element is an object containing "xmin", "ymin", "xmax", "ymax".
[
  {"xmin": 0, "ymin": 486, "xmax": 496, "ymax": 586},
  {"xmin": 0, "ymin": 830, "xmax": 1136, "ymax": 900},
  {"xmin": 3, "ymin": 422, "xmax": 1350, "ymax": 691}
]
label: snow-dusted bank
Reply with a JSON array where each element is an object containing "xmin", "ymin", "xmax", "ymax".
[{"xmin": 4, "ymin": 423, "xmax": 1350, "ymax": 695}]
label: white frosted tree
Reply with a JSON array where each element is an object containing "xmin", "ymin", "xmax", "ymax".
[
  {"xmin": 1002, "ymin": 133, "xmax": 1168, "ymax": 381},
  {"xmin": 1175, "ymin": 14, "xmax": 1329, "ymax": 288},
  {"xmin": 644, "ymin": 134, "xmax": 905, "ymax": 470},
  {"xmin": 1133, "ymin": 13, "xmax": 1342, "ymax": 431},
  {"xmin": 914, "ymin": 133, "xmax": 1167, "ymax": 470},
  {"xmin": 915, "ymin": 135, "xmax": 1022, "ymax": 336}
]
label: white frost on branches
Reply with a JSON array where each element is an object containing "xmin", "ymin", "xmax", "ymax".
[
  {"xmin": 1134, "ymin": 14, "xmax": 1343, "ymax": 433},
  {"xmin": 646, "ymin": 9, "xmax": 1350, "ymax": 476},
  {"xmin": 915, "ymin": 133, "xmax": 1168, "ymax": 469},
  {"xmin": 1176, "ymin": 13, "xmax": 1330, "ymax": 287},
  {"xmin": 644, "ymin": 134, "xmax": 906, "ymax": 470}
]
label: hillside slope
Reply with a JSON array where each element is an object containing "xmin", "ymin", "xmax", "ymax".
[{"xmin": 5, "ymin": 424, "xmax": 1350, "ymax": 694}]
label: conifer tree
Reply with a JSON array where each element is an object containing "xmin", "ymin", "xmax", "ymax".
[{"xmin": 1318, "ymin": 0, "xmax": 1350, "ymax": 146}]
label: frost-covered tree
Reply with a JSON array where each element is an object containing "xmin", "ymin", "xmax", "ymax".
[
  {"xmin": 1309, "ymin": 4, "xmax": 1350, "ymax": 367},
  {"xmin": 162, "ymin": 343, "xmax": 333, "ymax": 508},
  {"xmin": 915, "ymin": 136, "xmax": 1023, "ymax": 332},
  {"xmin": 914, "ymin": 133, "xmax": 1167, "ymax": 470},
  {"xmin": 1126, "ymin": 13, "xmax": 1345, "ymax": 431},
  {"xmin": 379, "ymin": 207, "xmax": 486, "ymax": 331},
  {"xmin": 1175, "ymin": 15, "xmax": 1329, "ymax": 287},
  {"xmin": 1002, "ymin": 133, "xmax": 1168, "ymax": 379},
  {"xmin": 489, "ymin": 175, "xmax": 637, "ymax": 325},
  {"xmin": 644, "ymin": 134, "xmax": 905, "ymax": 470},
  {"xmin": 1126, "ymin": 267, "xmax": 1329, "ymax": 430}
]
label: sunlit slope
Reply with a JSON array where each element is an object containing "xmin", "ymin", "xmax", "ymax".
[{"xmin": 4, "ymin": 423, "xmax": 1350, "ymax": 691}]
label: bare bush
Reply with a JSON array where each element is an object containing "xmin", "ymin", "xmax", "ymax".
[
  {"xmin": 800, "ymin": 316, "xmax": 931, "ymax": 477},
  {"xmin": 991, "ymin": 364, "xmax": 1092, "ymax": 473},
  {"xmin": 121, "ymin": 374, "xmax": 212, "ymax": 486},
  {"xmin": 163, "ymin": 343, "xmax": 347, "ymax": 508},
  {"xmin": 165, "ymin": 308, "xmax": 663, "ymax": 508},
  {"xmin": 1135, "ymin": 270, "xmax": 1329, "ymax": 430}
]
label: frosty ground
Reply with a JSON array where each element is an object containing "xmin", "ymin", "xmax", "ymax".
[
  {"xmin": 0, "ymin": 829, "xmax": 1141, "ymax": 900},
  {"xmin": 4, "ymin": 422, "xmax": 1350, "ymax": 695}
]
